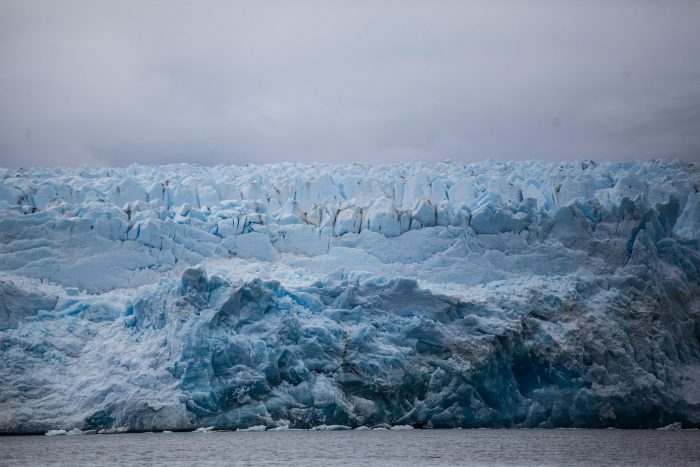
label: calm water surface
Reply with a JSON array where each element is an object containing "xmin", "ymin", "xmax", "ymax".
[{"xmin": 1, "ymin": 429, "xmax": 699, "ymax": 466}]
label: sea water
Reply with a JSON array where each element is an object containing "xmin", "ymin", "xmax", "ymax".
[{"xmin": 1, "ymin": 429, "xmax": 699, "ymax": 466}]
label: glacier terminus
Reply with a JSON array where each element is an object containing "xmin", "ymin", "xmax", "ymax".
[{"xmin": 1, "ymin": 159, "xmax": 699, "ymax": 433}]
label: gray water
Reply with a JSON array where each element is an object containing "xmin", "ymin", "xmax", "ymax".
[{"xmin": 1, "ymin": 429, "xmax": 699, "ymax": 466}]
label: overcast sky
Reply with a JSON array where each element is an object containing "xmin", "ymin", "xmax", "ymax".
[{"xmin": 1, "ymin": 0, "xmax": 699, "ymax": 167}]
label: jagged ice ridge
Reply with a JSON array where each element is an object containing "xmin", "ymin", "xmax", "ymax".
[{"xmin": 1, "ymin": 159, "xmax": 700, "ymax": 432}]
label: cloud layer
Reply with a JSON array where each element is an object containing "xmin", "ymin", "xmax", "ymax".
[{"xmin": 1, "ymin": 0, "xmax": 699, "ymax": 167}]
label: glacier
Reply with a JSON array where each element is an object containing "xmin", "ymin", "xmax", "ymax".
[{"xmin": 1, "ymin": 159, "xmax": 700, "ymax": 432}]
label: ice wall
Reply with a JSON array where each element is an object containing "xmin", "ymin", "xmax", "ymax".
[{"xmin": 1, "ymin": 159, "xmax": 699, "ymax": 432}]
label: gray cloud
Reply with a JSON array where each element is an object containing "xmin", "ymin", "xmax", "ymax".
[{"xmin": 1, "ymin": 0, "xmax": 699, "ymax": 167}]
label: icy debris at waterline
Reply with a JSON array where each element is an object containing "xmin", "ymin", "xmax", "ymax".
[
  {"xmin": 310, "ymin": 424, "xmax": 352, "ymax": 431},
  {"xmin": 1, "ymin": 159, "xmax": 700, "ymax": 433},
  {"xmin": 42, "ymin": 424, "xmax": 415, "ymax": 434},
  {"xmin": 44, "ymin": 428, "xmax": 97, "ymax": 436},
  {"xmin": 657, "ymin": 422, "xmax": 683, "ymax": 431},
  {"xmin": 194, "ymin": 426, "xmax": 216, "ymax": 433},
  {"xmin": 237, "ymin": 425, "xmax": 267, "ymax": 432}
]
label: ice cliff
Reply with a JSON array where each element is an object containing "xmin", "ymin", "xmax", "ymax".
[{"xmin": 1, "ymin": 159, "xmax": 700, "ymax": 432}]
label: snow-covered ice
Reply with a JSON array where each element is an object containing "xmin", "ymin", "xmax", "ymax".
[{"xmin": 1, "ymin": 159, "xmax": 699, "ymax": 432}]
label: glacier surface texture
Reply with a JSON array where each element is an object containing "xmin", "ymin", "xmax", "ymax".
[{"xmin": 1, "ymin": 160, "xmax": 700, "ymax": 432}]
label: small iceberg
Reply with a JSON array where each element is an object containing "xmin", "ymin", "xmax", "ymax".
[
  {"xmin": 238, "ymin": 425, "xmax": 267, "ymax": 432},
  {"xmin": 658, "ymin": 422, "xmax": 683, "ymax": 431},
  {"xmin": 391, "ymin": 425, "xmax": 414, "ymax": 430},
  {"xmin": 97, "ymin": 426, "xmax": 128, "ymax": 434},
  {"xmin": 46, "ymin": 428, "xmax": 96, "ymax": 436},
  {"xmin": 194, "ymin": 426, "xmax": 216, "ymax": 433},
  {"xmin": 310, "ymin": 425, "xmax": 351, "ymax": 431}
]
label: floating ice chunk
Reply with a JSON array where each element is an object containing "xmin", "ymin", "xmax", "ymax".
[
  {"xmin": 194, "ymin": 426, "xmax": 216, "ymax": 432},
  {"xmin": 658, "ymin": 422, "xmax": 683, "ymax": 431},
  {"xmin": 97, "ymin": 427, "xmax": 128, "ymax": 434},
  {"xmin": 390, "ymin": 425, "xmax": 414, "ymax": 430},
  {"xmin": 238, "ymin": 425, "xmax": 267, "ymax": 432},
  {"xmin": 45, "ymin": 429, "xmax": 67, "ymax": 436}
]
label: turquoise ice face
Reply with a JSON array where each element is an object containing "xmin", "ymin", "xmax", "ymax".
[{"xmin": 1, "ymin": 160, "xmax": 699, "ymax": 432}]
